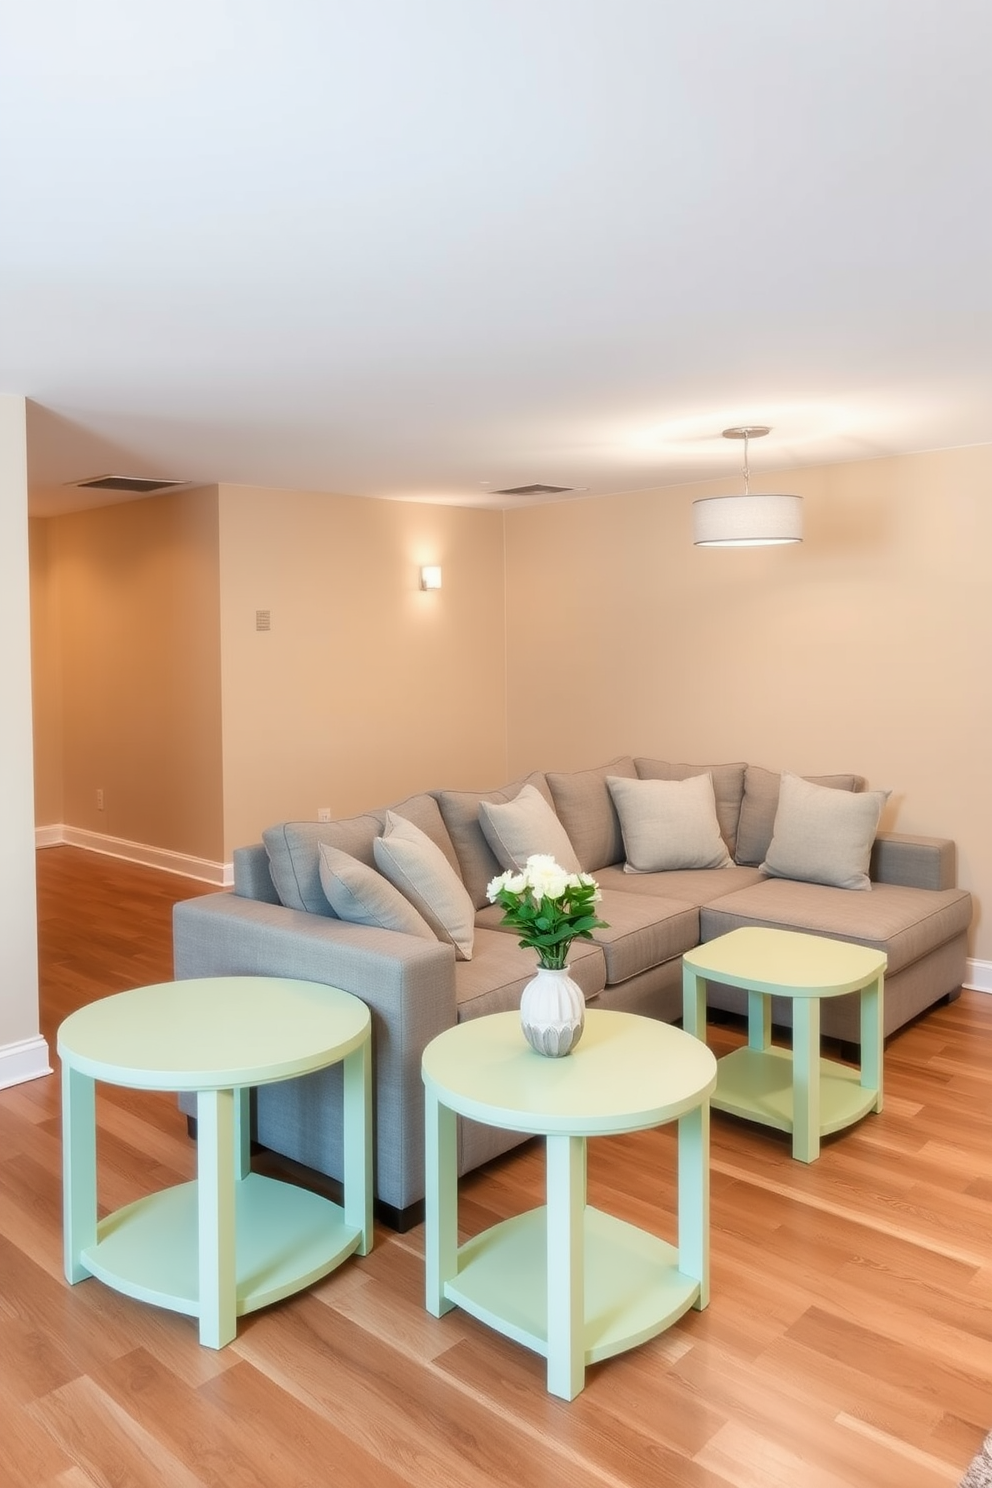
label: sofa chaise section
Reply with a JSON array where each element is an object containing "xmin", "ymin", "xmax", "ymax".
[{"xmin": 544, "ymin": 756, "xmax": 972, "ymax": 1043}]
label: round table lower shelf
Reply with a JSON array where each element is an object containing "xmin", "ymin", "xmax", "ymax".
[
  {"xmin": 713, "ymin": 1046, "xmax": 880, "ymax": 1139},
  {"xmin": 83, "ymin": 1173, "xmax": 362, "ymax": 1317},
  {"xmin": 445, "ymin": 1205, "xmax": 701, "ymax": 1366}
]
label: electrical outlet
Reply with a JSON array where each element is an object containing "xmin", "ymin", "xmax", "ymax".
[
  {"xmin": 96, "ymin": 788, "xmax": 105, "ymax": 811},
  {"xmin": 317, "ymin": 806, "xmax": 332, "ymax": 823}
]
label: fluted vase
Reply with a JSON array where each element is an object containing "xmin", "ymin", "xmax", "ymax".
[{"xmin": 519, "ymin": 965, "xmax": 585, "ymax": 1058}]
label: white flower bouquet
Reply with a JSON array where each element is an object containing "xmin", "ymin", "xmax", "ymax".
[{"xmin": 486, "ymin": 854, "xmax": 608, "ymax": 970}]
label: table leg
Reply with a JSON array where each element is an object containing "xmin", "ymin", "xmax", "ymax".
[
  {"xmin": 234, "ymin": 1087, "xmax": 251, "ymax": 1181},
  {"xmin": 196, "ymin": 1087, "xmax": 237, "ymax": 1348},
  {"xmin": 545, "ymin": 1134, "xmax": 586, "ymax": 1401},
  {"xmin": 425, "ymin": 1087, "xmax": 457, "ymax": 1317},
  {"xmin": 62, "ymin": 1062, "xmax": 97, "ymax": 1284},
  {"xmin": 748, "ymin": 990, "xmax": 772, "ymax": 1051},
  {"xmin": 677, "ymin": 1099, "xmax": 710, "ymax": 1309},
  {"xmin": 860, "ymin": 974, "xmax": 884, "ymax": 1113},
  {"xmin": 342, "ymin": 1034, "xmax": 373, "ymax": 1254},
  {"xmin": 682, "ymin": 964, "xmax": 707, "ymax": 1040},
  {"xmin": 792, "ymin": 999, "xmax": 821, "ymax": 1162}
]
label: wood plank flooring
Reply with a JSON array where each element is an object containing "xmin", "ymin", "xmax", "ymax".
[{"xmin": 2, "ymin": 843, "xmax": 989, "ymax": 1486}]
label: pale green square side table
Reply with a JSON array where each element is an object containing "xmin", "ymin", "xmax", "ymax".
[
  {"xmin": 58, "ymin": 975, "xmax": 372, "ymax": 1347},
  {"xmin": 422, "ymin": 1008, "xmax": 717, "ymax": 1400},
  {"xmin": 682, "ymin": 927, "xmax": 886, "ymax": 1162}
]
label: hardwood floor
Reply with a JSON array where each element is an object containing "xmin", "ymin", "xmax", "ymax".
[{"xmin": 3, "ymin": 843, "xmax": 989, "ymax": 1485}]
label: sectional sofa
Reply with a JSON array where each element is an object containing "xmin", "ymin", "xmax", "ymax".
[{"xmin": 172, "ymin": 756, "xmax": 972, "ymax": 1230}]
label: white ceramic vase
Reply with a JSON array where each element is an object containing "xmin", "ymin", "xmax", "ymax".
[{"xmin": 519, "ymin": 965, "xmax": 585, "ymax": 1058}]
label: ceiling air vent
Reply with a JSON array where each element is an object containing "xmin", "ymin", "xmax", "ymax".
[
  {"xmin": 493, "ymin": 483, "xmax": 573, "ymax": 496},
  {"xmin": 69, "ymin": 474, "xmax": 189, "ymax": 494}
]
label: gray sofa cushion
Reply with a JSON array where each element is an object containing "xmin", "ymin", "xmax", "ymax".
[
  {"xmin": 264, "ymin": 817, "xmax": 380, "ymax": 916},
  {"xmin": 374, "ymin": 811, "xmax": 476, "ymax": 960},
  {"xmin": 318, "ymin": 843, "xmax": 436, "ymax": 938},
  {"xmin": 584, "ymin": 888, "xmax": 698, "ymax": 985},
  {"xmin": 547, "ymin": 757, "xmax": 637, "ymax": 872},
  {"xmin": 594, "ymin": 861, "xmax": 765, "ymax": 907},
  {"xmin": 479, "ymin": 782, "xmax": 581, "ymax": 876},
  {"xmin": 437, "ymin": 772, "xmax": 556, "ymax": 910},
  {"xmin": 700, "ymin": 877, "xmax": 973, "ymax": 978},
  {"xmin": 479, "ymin": 886, "xmax": 698, "ymax": 986},
  {"xmin": 635, "ymin": 758, "xmax": 747, "ymax": 858},
  {"xmin": 761, "ymin": 772, "xmax": 890, "ymax": 891},
  {"xmin": 734, "ymin": 766, "xmax": 865, "ymax": 867},
  {"xmin": 264, "ymin": 791, "xmax": 457, "ymax": 916}
]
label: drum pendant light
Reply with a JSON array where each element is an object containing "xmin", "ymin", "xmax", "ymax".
[{"xmin": 693, "ymin": 426, "xmax": 803, "ymax": 546}]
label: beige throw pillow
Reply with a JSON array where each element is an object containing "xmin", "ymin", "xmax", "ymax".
[
  {"xmin": 318, "ymin": 843, "xmax": 436, "ymax": 939},
  {"xmin": 761, "ymin": 771, "xmax": 890, "ymax": 891},
  {"xmin": 373, "ymin": 811, "xmax": 476, "ymax": 959},
  {"xmin": 479, "ymin": 782, "xmax": 581, "ymax": 874},
  {"xmin": 734, "ymin": 766, "xmax": 863, "ymax": 866},
  {"xmin": 607, "ymin": 773, "xmax": 733, "ymax": 873}
]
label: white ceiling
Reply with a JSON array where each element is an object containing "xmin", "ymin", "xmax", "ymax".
[{"xmin": 4, "ymin": 2, "xmax": 992, "ymax": 517}]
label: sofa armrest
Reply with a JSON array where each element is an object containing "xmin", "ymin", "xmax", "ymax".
[
  {"xmin": 172, "ymin": 893, "xmax": 459, "ymax": 1217},
  {"xmin": 870, "ymin": 832, "xmax": 957, "ymax": 891},
  {"xmin": 172, "ymin": 891, "xmax": 457, "ymax": 1029}
]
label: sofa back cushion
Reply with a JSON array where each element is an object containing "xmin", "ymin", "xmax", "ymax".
[
  {"xmin": 264, "ymin": 791, "xmax": 458, "ymax": 916},
  {"xmin": 546, "ymin": 757, "xmax": 637, "ymax": 872},
  {"xmin": 635, "ymin": 758, "xmax": 747, "ymax": 858},
  {"xmin": 734, "ymin": 766, "xmax": 866, "ymax": 867},
  {"xmin": 437, "ymin": 772, "xmax": 556, "ymax": 910}
]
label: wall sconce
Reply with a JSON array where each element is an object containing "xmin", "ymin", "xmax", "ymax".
[{"xmin": 419, "ymin": 565, "xmax": 442, "ymax": 590}]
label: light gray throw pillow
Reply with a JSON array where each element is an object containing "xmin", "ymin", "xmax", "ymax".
[
  {"xmin": 607, "ymin": 773, "xmax": 733, "ymax": 873},
  {"xmin": 479, "ymin": 782, "xmax": 581, "ymax": 874},
  {"xmin": 318, "ymin": 843, "xmax": 436, "ymax": 939},
  {"xmin": 373, "ymin": 811, "xmax": 476, "ymax": 959},
  {"xmin": 761, "ymin": 771, "xmax": 890, "ymax": 891}
]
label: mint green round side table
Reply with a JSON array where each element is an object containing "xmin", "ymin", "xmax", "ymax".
[
  {"xmin": 682, "ymin": 927, "xmax": 887, "ymax": 1162},
  {"xmin": 422, "ymin": 1009, "xmax": 717, "ymax": 1400},
  {"xmin": 58, "ymin": 976, "xmax": 372, "ymax": 1348}
]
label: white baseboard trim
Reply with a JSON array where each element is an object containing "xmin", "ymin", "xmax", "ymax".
[
  {"xmin": 964, "ymin": 958, "xmax": 992, "ymax": 995},
  {"xmin": 0, "ymin": 1035, "xmax": 52, "ymax": 1090},
  {"xmin": 35, "ymin": 824, "xmax": 232, "ymax": 887}
]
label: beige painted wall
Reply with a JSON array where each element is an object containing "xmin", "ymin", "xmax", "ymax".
[
  {"xmin": 504, "ymin": 444, "xmax": 990, "ymax": 959},
  {"xmin": 41, "ymin": 488, "xmax": 225, "ymax": 861},
  {"xmin": 217, "ymin": 485, "xmax": 508, "ymax": 853},
  {"xmin": 30, "ymin": 446, "xmax": 989, "ymax": 970}
]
